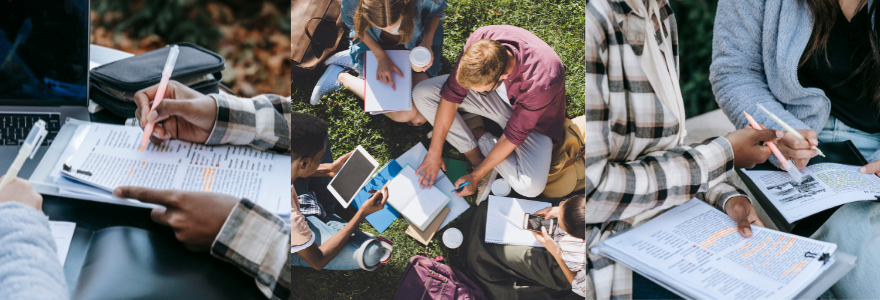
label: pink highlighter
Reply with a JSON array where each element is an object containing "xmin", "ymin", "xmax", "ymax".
[
  {"xmin": 139, "ymin": 45, "xmax": 180, "ymax": 152},
  {"xmin": 743, "ymin": 111, "xmax": 804, "ymax": 182}
]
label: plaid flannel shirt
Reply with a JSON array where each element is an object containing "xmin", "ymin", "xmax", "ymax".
[
  {"xmin": 585, "ymin": 0, "xmax": 747, "ymax": 299},
  {"xmin": 206, "ymin": 93, "xmax": 291, "ymax": 300}
]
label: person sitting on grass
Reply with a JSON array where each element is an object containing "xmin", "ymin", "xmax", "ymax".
[
  {"xmin": 0, "ymin": 177, "xmax": 67, "ymax": 300},
  {"xmin": 458, "ymin": 194, "xmax": 586, "ymax": 299},
  {"xmin": 412, "ymin": 25, "xmax": 566, "ymax": 202},
  {"xmin": 121, "ymin": 81, "xmax": 292, "ymax": 299},
  {"xmin": 310, "ymin": 0, "xmax": 447, "ymax": 126},
  {"xmin": 289, "ymin": 113, "xmax": 393, "ymax": 271}
]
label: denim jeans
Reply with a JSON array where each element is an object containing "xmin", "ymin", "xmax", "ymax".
[
  {"xmin": 290, "ymin": 214, "xmax": 384, "ymax": 270},
  {"xmin": 810, "ymin": 115, "xmax": 880, "ymax": 299},
  {"xmin": 816, "ymin": 115, "xmax": 880, "ymax": 160}
]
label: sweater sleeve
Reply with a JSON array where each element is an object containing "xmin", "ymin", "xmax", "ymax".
[
  {"xmin": 0, "ymin": 202, "xmax": 68, "ymax": 300},
  {"xmin": 710, "ymin": 0, "xmax": 812, "ymax": 135}
]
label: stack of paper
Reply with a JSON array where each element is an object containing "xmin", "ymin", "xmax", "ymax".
[
  {"xmin": 54, "ymin": 122, "xmax": 291, "ymax": 215},
  {"xmin": 593, "ymin": 199, "xmax": 843, "ymax": 300}
]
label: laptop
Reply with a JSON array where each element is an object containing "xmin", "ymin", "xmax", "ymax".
[{"xmin": 0, "ymin": 0, "xmax": 91, "ymax": 180}]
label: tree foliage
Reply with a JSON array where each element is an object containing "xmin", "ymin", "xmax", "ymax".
[{"xmin": 669, "ymin": 0, "xmax": 719, "ymax": 118}]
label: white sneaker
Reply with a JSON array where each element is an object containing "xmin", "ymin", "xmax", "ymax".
[
  {"xmin": 310, "ymin": 65, "xmax": 345, "ymax": 105},
  {"xmin": 324, "ymin": 51, "xmax": 355, "ymax": 69}
]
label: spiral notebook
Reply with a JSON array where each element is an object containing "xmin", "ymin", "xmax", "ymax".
[
  {"xmin": 364, "ymin": 50, "xmax": 412, "ymax": 113},
  {"xmin": 485, "ymin": 196, "xmax": 552, "ymax": 247}
]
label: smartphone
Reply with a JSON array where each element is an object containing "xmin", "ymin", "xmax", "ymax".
[{"xmin": 523, "ymin": 213, "xmax": 555, "ymax": 233}]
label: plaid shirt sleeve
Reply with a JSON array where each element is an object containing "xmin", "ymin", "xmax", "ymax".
[
  {"xmin": 203, "ymin": 93, "xmax": 292, "ymax": 299},
  {"xmin": 212, "ymin": 199, "xmax": 291, "ymax": 300},
  {"xmin": 583, "ymin": 1, "xmax": 746, "ymax": 225},
  {"xmin": 205, "ymin": 93, "xmax": 291, "ymax": 155}
]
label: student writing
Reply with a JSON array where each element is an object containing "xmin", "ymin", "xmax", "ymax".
[
  {"xmin": 712, "ymin": 0, "xmax": 880, "ymax": 297},
  {"xmin": 311, "ymin": 0, "xmax": 447, "ymax": 126},
  {"xmin": 583, "ymin": 0, "xmax": 781, "ymax": 298}
]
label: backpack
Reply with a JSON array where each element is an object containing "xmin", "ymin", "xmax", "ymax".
[
  {"xmin": 292, "ymin": 0, "xmax": 346, "ymax": 74},
  {"xmin": 542, "ymin": 116, "xmax": 586, "ymax": 198},
  {"xmin": 394, "ymin": 256, "xmax": 486, "ymax": 300}
]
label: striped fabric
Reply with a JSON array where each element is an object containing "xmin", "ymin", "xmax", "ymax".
[
  {"xmin": 204, "ymin": 93, "xmax": 292, "ymax": 299},
  {"xmin": 584, "ymin": 0, "xmax": 747, "ymax": 299},
  {"xmin": 554, "ymin": 227, "xmax": 587, "ymax": 297}
]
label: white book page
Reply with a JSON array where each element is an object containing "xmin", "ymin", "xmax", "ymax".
[
  {"xmin": 364, "ymin": 50, "xmax": 412, "ymax": 112},
  {"xmin": 60, "ymin": 123, "xmax": 291, "ymax": 214},
  {"xmin": 741, "ymin": 163, "xmax": 880, "ymax": 222},
  {"xmin": 600, "ymin": 199, "xmax": 836, "ymax": 300},
  {"xmin": 386, "ymin": 165, "xmax": 447, "ymax": 228}
]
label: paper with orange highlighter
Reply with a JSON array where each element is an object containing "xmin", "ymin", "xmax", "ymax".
[
  {"xmin": 592, "ymin": 199, "xmax": 838, "ymax": 299},
  {"xmin": 139, "ymin": 45, "xmax": 180, "ymax": 152},
  {"xmin": 59, "ymin": 122, "xmax": 290, "ymax": 215}
]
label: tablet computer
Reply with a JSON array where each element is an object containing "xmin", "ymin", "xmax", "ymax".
[{"xmin": 327, "ymin": 145, "xmax": 379, "ymax": 208}]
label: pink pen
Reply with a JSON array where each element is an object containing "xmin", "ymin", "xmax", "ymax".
[
  {"xmin": 743, "ymin": 111, "xmax": 803, "ymax": 181},
  {"xmin": 139, "ymin": 45, "xmax": 180, "ymax": 152}
]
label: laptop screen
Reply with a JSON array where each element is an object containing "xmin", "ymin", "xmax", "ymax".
[{"xmin": 0, "ymin": 0, "xmax": 89, "ymax": 105}]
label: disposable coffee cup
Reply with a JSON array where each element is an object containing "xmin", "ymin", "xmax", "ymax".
[
  {"xmin": 410, "ymin": 46, "xmax": 431, "ymax": 72},
  {"xmin": 442, "ymin": 228, "xmax": 463, "ymax": 249},
  {"xmin": 491, "ymin": 178, "xmax": 511, "ymax": 196}
]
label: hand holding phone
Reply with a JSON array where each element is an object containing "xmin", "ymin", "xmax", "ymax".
[{"xmin": 523, "ymin": 213, "xmax": 555, "ymax": 233}]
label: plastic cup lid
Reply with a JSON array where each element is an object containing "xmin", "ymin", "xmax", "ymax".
[
  {"xmin": 492, "ymin": 178, "xmax": 510, "ymax": 195},
  {"xmin": 442, "ymin": 228, "xmax": 463, "ymax": 248},
  {"xmin": 410, "ymin": 47, "xmax": 431, "ymax": 66}
]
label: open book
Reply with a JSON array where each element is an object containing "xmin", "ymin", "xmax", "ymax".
[
  {"xmin": 740, "ymin": 163, "xmax": 880, "ymax": 223},
  {"xmin": 592, "ymin": 199, "xmax": 854, "ymax": 300},
  {"xmin": 364, "ymin": 50, "xmax": 412, "ymax": 113},
  {"xmin": 57, "ymin": 122, "xmax": 290, "ymax": 215},
  {"xmin": 385, "ymin": 164, "xmax": 449, "ymax": 231}
]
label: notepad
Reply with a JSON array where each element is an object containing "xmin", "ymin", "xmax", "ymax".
[
  {"xmin": 406, "ymin": 207, "xmax": 450, "ymax": 246},
  {"xmin": 386, "ymin": 165, "xmax": 449, "ymax": 231},
  {"xmin": 485, "ymin": 196, "xmax": 552, "ymax": 247},
  {"xmin": 364, "ymin": 50, "xmax": 412, "ymax": 113},
  {"xmin": 49, "ymin": 221, "xmax": 75, "ymax": 266}
]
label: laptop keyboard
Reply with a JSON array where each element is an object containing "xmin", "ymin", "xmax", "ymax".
[{"xmin": 0, "ymin": 113, "xmax": 61, "ymax": 146}]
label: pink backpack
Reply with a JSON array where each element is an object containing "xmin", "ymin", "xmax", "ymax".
[{"xmin": 394, "ymin": 256, "xmax": 486, "ymax": 300}]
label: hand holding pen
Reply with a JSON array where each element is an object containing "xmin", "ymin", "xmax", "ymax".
[{"xmin": 755, "ymin": 104, "xmax": 822, "ymax": 170}]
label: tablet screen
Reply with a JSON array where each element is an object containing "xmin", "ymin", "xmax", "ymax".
[{"xmin": 328, "ymin": 148, "xmax": 377, "ymax": 206}]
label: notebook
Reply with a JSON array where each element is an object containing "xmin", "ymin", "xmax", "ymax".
[
  {"xmin": 405, "ymin": 207, "xmax": 450, "ymax": 246},
  {"xmin": 394, "ymin": 142, "xmax": 470, "ymax": 229},
  {"xmin": 386, "ymin": 164, "xmax": 450, "ymax": 231},
  {"xmin": 363, "ymin": 50, "xmax": 412, "ymax": 113},
  {"xmin": 485, "ymin": 196, "xmax": 552, "ymax": 247}
]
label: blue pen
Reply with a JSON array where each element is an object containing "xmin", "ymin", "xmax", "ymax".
[{"xmin": 452, "ymin": 181, "xmax": 471, "ymax": 193}]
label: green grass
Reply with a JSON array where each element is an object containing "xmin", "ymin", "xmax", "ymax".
[{"xmin": 290, "ymin": 0, "xmax": 584, "ymax": 298}]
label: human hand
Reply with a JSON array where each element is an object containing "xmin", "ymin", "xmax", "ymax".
[
  {"xmin": 452, "ymin": 173, "xmax": 479, "ymax": 197},
  {"xmin": 416, "ymin": 152, "xmax": 446, "ymax": 189},
  {"xmin": 0, "ymin": 176, "xmax": 42, "ymax": 211},
  {"xmin": 375, "ymin": 57, "xmax": 404, "ymax": 90},
  {"xmin": 724, "ymin": 196, "xmax": 765, "ymax": 238},
  {"xmin": 418, "ymin": 41, "xmax": 434, "ymax": 70},
  {"xmin": 724, "ymin": 126, "xmax": 782, "ymax": 169},
  {"xmin": 359, "ymin": 187, "xmax": 389, "ymax": 216},
  {"xmin": 858, "ymin": 160, "xmax": 880, "ymax": 177},
  {"xmin": 113, "ymin": 186, "xmax": 239, "ymax": 252},
  {"xmin": 325, "ymin": 151, "xmax": 353, "ymax": 177},
  {"xmin": 133, "ymin": 81, "xmax": 217, "ymax": 144},
  {"xmin": 531, "ymin": 220, "xmax": 561, "ymax": 255},
  {"xmin": 533, "ymin": 206, "xmax": 560, "ymax": 220},
  {"xmin": 777, "ymin": 129, "xmax": 819, "ymax": 169}
]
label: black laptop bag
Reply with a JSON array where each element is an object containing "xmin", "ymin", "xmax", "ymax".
[{"xmin": 89, "ymin": 43, "xmax": 225, "ymax": 118}]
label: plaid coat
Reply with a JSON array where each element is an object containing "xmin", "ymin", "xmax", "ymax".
[
  {"xmin": 584, "ymin": 0, "xmax": 747, "ymax": 298},
  {"xmin": 206, "ymin": 93, "xmax": 291, "ymax": 299}
]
